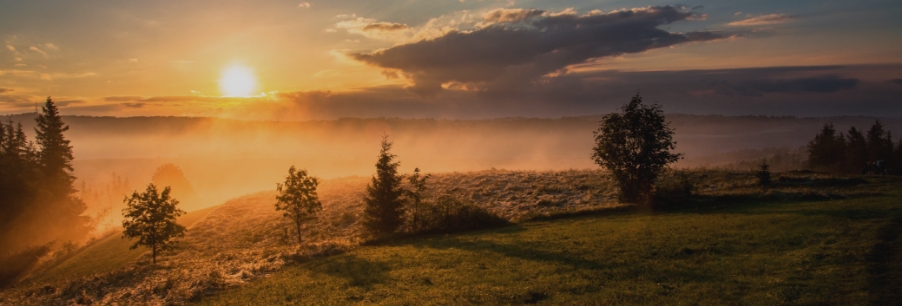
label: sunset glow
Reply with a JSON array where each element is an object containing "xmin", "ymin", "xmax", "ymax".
[{"xmin": 219, "ymin": 65, "xmax": 257, "ymax": 97}]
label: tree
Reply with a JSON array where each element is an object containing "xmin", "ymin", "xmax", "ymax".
[
  {"xmin": 35, "ymin": 97, "xmax": 75, "ymax": 197},
  {"xmin": 806, "ymin": 124, "xmax": 846, "ymax": 172},
  {"xmin": 122, "ymin": 184, "xmax": 186, "ymax": 264},
  {"xmin": 756, "ymin": 159, "xmax": 772, "ymax": 187},
  {"xmin": 592, "ymin": 93, "xmax": 682, "ymax": 204},
  {"xmin": 845, "ymin": 127, "xmax": 868, "ymax": 172},
  {"xmin": 275, "ymin": 166, "xmax": 322, "ymax": 244},
  {"xmin": 363, "ymin": 136, "xmax": 405, "ymax": 236},
  {"xmin": 404, "ymin": 167, "xmax": 430, "ymax": 231},
  {"xmin": 866, "ymin": 120, "xmax": 894, "ymax": 162}
]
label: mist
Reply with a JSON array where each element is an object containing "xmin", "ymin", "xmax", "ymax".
[{"xmin": 6, "ymin": 113, "xmax": 901, "ymax": 222}]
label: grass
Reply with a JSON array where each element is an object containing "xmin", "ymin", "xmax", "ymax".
[
  {"xmin": 199, "ymin": 177, "xmax": 902, "ymax": 305},
  {"xmin": 25, "ymin": 205, "xmax": 219, "ymax": 284},
  {"xmin": 2, "ymin": 170, "xmax": 899, "ymax": 304}
]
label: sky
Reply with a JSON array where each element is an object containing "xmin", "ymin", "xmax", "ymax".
[{"xmin": 1, "ymin": 0, "xmax": 901, "ymax": 119}]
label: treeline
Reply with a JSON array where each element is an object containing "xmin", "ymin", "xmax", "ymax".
[
  {"xmin": 0, "ymin": 98, "xmax": 92, "ymax": 253},
  {"xmin": 807, "ymin": 121, "xmax": 902, "ymax": 174}
]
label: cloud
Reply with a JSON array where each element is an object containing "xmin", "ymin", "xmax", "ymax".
[
  {"xmin": 298, "ymin": 2, "xmax": 311, "ymax": 8},
  {"xmin": 29, "ymin": 46, "xmax": 48, "ymax": 57},
  {"xmin": 0, "ymin": 88, "xmax": 13, "ymax": 93},
  {"xmin": 890, "ymin": 79, "xmax": 902, "ymax": 85},
  {"xmin": 483, "ymin": 8, "xmax": 543, "ymax": 23},
  {"xmin": 44, "ymin": 43, "xmax": 58, "ymax": 50},
  {"xmin": 728, "ymin": 14, "xmax": 794, "ymax": 26},
  {"xmin": 717, "ymin": 76, "xmax": 858, "ymax": 97},
  {"xmin": 362, "ymin": 22, "xmax": 408, "ymax": 32},
  {"xmin": 350, "ymin": 6, "xmax": 724, "ymax": 96}
]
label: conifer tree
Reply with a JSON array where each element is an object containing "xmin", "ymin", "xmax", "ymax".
[
  {"xmin": 35, "ymin": 97, "xmax": 75, "ymax": 197},
  {"xmin": 362, "ymin": 136, "xmax": 405, "ymax": 236}
]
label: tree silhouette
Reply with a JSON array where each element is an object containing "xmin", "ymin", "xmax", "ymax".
[
  {"xmin": 122, "ymin": 184, "xmax": 186, "ymax": 264},
  {"xmin": 592, "ymin": 93, "xmax": 681, "ymax": 204},
  {"xmin": 363, "ymin": 136, "xmax": 405, "ymax": 236},
  {"xmin": 275, "ymin": 166, "xmax": 322, "ymax": 244},
  {"xmin": 405, "ymin": 167, "xmax": 430, "ymax": 231},
  {"xmin": 806, "ymin": 124, "xmax": 846, "ymax": 172},
  {"xmin": 35, "ymin": 97, "xmax": 75, "ymax": 197}
]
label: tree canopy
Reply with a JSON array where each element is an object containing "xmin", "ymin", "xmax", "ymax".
[
  {"xmin": 122, "ymin": 184, "xmax": 186, "ymax": 264},
  {"xmin": 592, "ymin": 93, "xmax": 681, "ymax": 204},
  {"xmin": 275, "ymin": 166, "xmax": 322, "ymax": 244}
]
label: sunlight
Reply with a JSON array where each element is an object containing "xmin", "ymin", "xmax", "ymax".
[{"xmin": 219, "ymin": 65, "xmax": 257, "ymax": 97}]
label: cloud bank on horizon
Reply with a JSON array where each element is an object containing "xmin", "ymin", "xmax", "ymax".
[{"xmin": 0, "ymin": 1, "xmax": 900, "ymax": 118}]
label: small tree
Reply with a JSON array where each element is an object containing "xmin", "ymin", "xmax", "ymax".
[
  {"xmin": 275, "ymin": 166, "xmax": 322, "ymax": 244},
  {"xmin": 405, "ymin": 167, "xmax": 430, "ymax": 231},
  {"xmin": 756, "ymin": 159, "xmax": 772, "ymax": 187},
  {"xmin": 122, "ymin": 184, "xmax": 186, "ymax": 264},
  {"xmin": 592, "ymin": 93, "xmax": 682, "ymax": 204},
  {"xmin": 363, "ymin": 136, "xmax": 405, "ymax": 236}
]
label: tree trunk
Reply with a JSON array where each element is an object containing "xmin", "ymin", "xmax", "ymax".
[{"xmin": 295, "ymin": 218, "xmax": 303, "ymax": 245}]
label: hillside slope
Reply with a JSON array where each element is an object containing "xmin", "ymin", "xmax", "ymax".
[{"xmin": 202, "ymin": 177, "xmax": 902, "ymax": 305}]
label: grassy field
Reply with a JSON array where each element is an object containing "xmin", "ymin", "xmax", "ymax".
[
  {"xmin": 2, "ymin": 171, "xmax": 900, "ymax": 304},
  {"xmin": 25, "ymin": 205, "xmax": 220, "ymax": 284},
  {"xmin": 199, "ymin": 177, "xmax": 902, "ymax": 305}
]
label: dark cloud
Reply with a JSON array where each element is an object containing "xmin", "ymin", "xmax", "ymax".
[
  {"xmin": 717, "ymin": 76, "xmax": 858, "ymax": 97},
  {"xmin": 0, "ymin": 88, "xmax": 13, "ymax": 94},
  {"xmin": 361, "ymin": 22, "xmax": 408, "ymax": 31},
  {"xmin": 890, "ymin": 79, "xmax": 902, "ymax": 85},
  {"xmin": 123, "ymin": 103, "xmax": 144, "ymax": 108},
  {"xmin": 351, "ymin": 6, "xmax": 724, "ymax": 96},
  {"xmin": 257, "ymin": 65, "xmax": 898, "ymax": 120}
]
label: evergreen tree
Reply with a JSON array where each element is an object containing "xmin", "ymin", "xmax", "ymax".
[
  {"xmin": 275, "ymin": 166, "xmax": 322, "ymax": 244},
  {"xmin": 122, "ymin": 184, "xmax": 186, "ymax": 264},
  {"xmin": 866, "ymin": 120, "xmax": 894, "ymax": 162},
  {"xmin": 592, "ymin": 93, "xmax": 681, "ymax": 204},
  {"xmin": 404, "ymin": 167, "xmax": 430, "ymax": 231},
  {"xmin": 845, "ymin": 127, "xmax": 868, "ymax": 173},
  {"xmin": 35, "ymin": 97, "xmax": 75, "ymax": 197},
  {"xmin": 362, "ymin": 136, "xmax": 405, "ymax": 236},
  {"xmin": 806, "ymin": 124, "xmax": 846, "ymax": 172},
  {"xmin": 756, "ymin": 159, "xmax": 772, "ymax": 187}
]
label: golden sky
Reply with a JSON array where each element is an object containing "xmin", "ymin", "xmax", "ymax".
[{"xmin": 1, "ymin": 0, "xmax": 901, "ymax": 118}]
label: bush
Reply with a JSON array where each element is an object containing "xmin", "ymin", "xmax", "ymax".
[
  {"xmin": 653, "ymin": 171, "xmax": 695, "ymax": 205},
  {"xmin": 412, "ymin": 194, "xmax": 508, "ymax": 234},
  {"xmin": 0, "ymin": 243, "xmax": 53, "ymax": 288}
]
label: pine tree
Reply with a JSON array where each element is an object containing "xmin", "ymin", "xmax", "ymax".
[
  {"xmin": 846, "ymin": 127, "xmax": 868, "ymax": 172},
  {"xmin": 35, "ymin": 97, "xmax": 76, "ymax": 197},
  {"xmin": 806, "ymin": 124, "xmax": 846, "ymax": 172},
  {"xmin": 122, "ymin": 184, "xmax": 186, "ymax": 264},
  {"xmin": 362, "ymin": 136, "xmax": 405, "ymax": 236},
  {"xmin": 405, "ymin": 167, "xmax": 430, "ymax": 232}
]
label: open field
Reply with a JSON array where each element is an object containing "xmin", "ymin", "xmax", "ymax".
[
  {"xmin": 1, "ymin": 170, "xmax": 900, "ymax": 304},
  {"xmin": 199, "ymin": 176, "xmax": 902, "ymax": 305}
]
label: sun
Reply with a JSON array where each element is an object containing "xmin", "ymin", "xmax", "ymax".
[{"xmin": 219, "ymin": 65, "xmax": 257, "ymax": 97}]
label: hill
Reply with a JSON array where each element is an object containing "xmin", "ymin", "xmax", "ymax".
[{"xmin": 0, "ymin": 169, "xmax": 899, "ymax": 304}]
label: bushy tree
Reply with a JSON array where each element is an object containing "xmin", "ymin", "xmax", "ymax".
[
  {"xmin": 592, "ymin": 93, "xmax": 682, "ymax": 204},
  {"xmin": 275, "ymin": 166, "xmax": 322, "ymax": 244},
  {"xmin": 363, "ymin": 136, "xmax": 405, "ymax": 236},
  {"xmin": 122, "ymin": 184, "xmax": 186, "ymax": 264},
  {"xmin": 845, "ymin": 127, "xmax": 867, "ymax": 172}
]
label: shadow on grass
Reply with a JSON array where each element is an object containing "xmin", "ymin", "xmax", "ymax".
[
  {"xmin": 868, "ymin": 216, "xmax": 902, "ymax": 305},
  {"xmin": 307, "ymin": 254, "xmax": 390, "ymax": 288}
]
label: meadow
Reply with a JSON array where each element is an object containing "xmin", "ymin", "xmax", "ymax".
[{"xmin": 1, "ymin": 170, "xmax": 899, "ymax": 305}]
